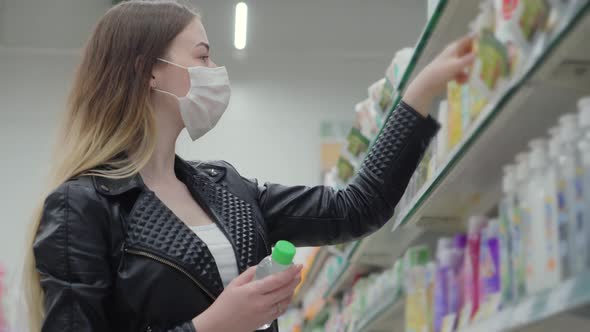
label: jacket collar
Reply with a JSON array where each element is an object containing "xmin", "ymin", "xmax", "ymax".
[{"xmin": 93, "ymin": 155, "xmax": 225, "ymax": 196}]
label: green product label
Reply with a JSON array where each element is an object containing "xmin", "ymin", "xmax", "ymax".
[
  {"xmin": 379, "ymin": 78, "xmax": 394, "ymax": 114},
  {"xmin": 478, "ymin": 29, "xmax": 510, "ymax": 90},
  {"xmin": 337, "ymin": 156, "xmax": 355, "ymax": 183},
  {"xmin": 346, "ymin": 127, "xmax": 371, "ymax": 157},
  {"xmin": 519, "ymin": 0, "xmax": 550, "ymax": 41}
]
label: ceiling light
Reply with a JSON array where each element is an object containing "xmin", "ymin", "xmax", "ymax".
[{"xmin": 234, "ymin": 2, "xmax": 248, "ymax": 50}]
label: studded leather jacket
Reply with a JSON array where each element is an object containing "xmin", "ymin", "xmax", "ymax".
[{"xmin": 34, "ymin": 101, "xmax": 439, "ymax": 332}]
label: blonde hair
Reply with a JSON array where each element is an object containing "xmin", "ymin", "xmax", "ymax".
[{"xmin": 23, "ymin": 1, "xmax": 197, "ymax": 330}]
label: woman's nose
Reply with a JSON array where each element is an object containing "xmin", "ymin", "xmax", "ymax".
[{"xmin": 210, "ymin": 60, "xmax": 218, "ymax": 68}]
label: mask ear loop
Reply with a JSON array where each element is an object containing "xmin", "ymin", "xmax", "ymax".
[
  {"xmin": 157, "ymin": 58, "xmax": 188, "ymax": 70},
  {"xmin": 152, "ymin": 58, "xmax": 190, "ymax": 99}
]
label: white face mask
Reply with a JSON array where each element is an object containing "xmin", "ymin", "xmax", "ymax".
[{"xmin": 154, "ymin": 58, "xmax": 231, "ymax": 141}]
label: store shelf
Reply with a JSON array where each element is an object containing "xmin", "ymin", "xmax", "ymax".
[
  {"xmin": 296, "ymin": 0, "xmax": 482, "ymax": 303},
  {"xmin": 353, "ymin": 290, "xmax": 404, "ymax": 332},
  {"xmin": 459, "ymin": 270, "xmax": 590, "ymax": 332},
  {"xmin": 293, "ymin": 248, "xmax": 330, "ymax": 306},
  {"xmin": 393, "ymin": 1, "xmax": 590, "ymax": 232}
]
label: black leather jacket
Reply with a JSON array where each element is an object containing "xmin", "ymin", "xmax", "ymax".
[{"xmin": 34, "ymin": 102, "xmax": 438, "ymax": 332}]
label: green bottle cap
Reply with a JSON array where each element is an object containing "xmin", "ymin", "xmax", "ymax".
[{"xmin": 272, "ymin": 240, "xmax": 296, "ymax": 265}]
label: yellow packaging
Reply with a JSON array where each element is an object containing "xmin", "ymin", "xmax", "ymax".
[{"xmin": 447, "ymin": 81, "xmax": 463, "ymax": 149}]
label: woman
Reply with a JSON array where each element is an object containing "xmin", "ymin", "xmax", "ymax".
[{"xmin": 24, "ymin": 1, "xmax": 474, "ymax": 332}]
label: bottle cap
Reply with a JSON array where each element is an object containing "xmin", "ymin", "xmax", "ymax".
[
  {"xmin": 454, "ymin": 234, "xmax": 467, "ymax": 249},
  {"xmin": 559, "ymin": 113, "xmax": 578, "ymax": 142},
  {"xmin": 486, "ymin": 219, "xmax": 500, "ymax": 236},
  {"xmin": 271, "ymin": 240, "xmax": 296, "ymax": 265},
  {"xmin": 515, "ymin": 152, "xmax": 529, "ymax": 182},
  {"xmin": 416, "ymin": 246, "xmax": 431, "ymax": 265},
  {"xmin": 502, "ymin": 164, "xmax": 516, "ymax": 193},
  {"xmin": 468, "ymin": 216, "xmax": 487, "ymax": 234},
  {"xmin": 579, "ymin": 96, "xmax": 590, "ymax": 127},
  {"xmin": 528, "ymin": 139, "xmax": 547, "ymax": 170},
  {"xmin": 578, "ymin": 96, "xmax": 590, "ymax": 112}
]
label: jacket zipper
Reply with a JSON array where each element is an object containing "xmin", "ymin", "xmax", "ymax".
[{"xmin": 124, "ymin": 247, "xmax": 217, "ymax": 301}]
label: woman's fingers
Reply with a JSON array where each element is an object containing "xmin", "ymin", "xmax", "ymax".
[
  {"xmin": 249, "ymin": 265, "xmax": 302, "ymax": 295},
  {"xmin": 265, "ymin": 276, "xmax": 301, "ymax": 306},
  {"xmin": 230, "ymin": 266, "xmax": 257, "ymax": 287},
  {"xmin": 453, "ymin": 34, "xmax": 475, "ymax": 56}
]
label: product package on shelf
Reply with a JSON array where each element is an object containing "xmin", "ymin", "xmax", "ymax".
[
  {"xmin": 404, "ymin": 245, "xmax": 435, "ymax": 332},
  {"xmin": 346, "ymin": 99, "xmax": 377, "ymax": 162},
  {"xmin": 379, "ymin": 48, "xmax": 414, "ymax": 114},
  {"xmin": 368, "ymin": 79, "xmax": 387, "ymax": 128},
  {"xmin": 493, "ymin": 0, "xmax": 552, "ymax": 75}
]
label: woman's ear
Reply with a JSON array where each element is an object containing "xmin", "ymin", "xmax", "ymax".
[{"xmin": 150, "ymin": 75, "xmax": 157, "ymax": 89}]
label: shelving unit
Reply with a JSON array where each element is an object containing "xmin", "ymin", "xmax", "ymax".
[
  {"xmin": 459, "ymin": 271, "xmax": 590, "ymax": 332},
  {"xmin": 392, "ymin": 1, "xmax": 590, "ymax": 233},
  {"xmin": 295, "ymin": 1, "xmax": 590, "ymax": 331},
  {"xmin": 353, "ymin": 292, "xmax": 404, "ymax": 332}
]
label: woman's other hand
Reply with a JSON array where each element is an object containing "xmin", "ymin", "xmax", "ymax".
[
  {"xmin": 193, "ymin": 264, "xmax": 303, "ymax": 332},
  {"xmin": 404, "ymin": 34, "xmax": 476, "ymax": 117}
]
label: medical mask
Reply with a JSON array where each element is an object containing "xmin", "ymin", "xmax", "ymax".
[{"xmin": 154, "ymin": 58, "xmax": 231, "ymax": 141}]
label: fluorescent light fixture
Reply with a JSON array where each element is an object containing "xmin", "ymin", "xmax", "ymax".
[{"xmin": 234, "ymin": 2, "xmax": 248, "ymax": 50}]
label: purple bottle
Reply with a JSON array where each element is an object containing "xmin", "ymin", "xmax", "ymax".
[
  {"xmin": 480, "ymin": 220, "xmax": 501, "ymax": 304},
  {"xmin": 433, "ymin": 238, "xmax": 454, "ymax": 332},
  {"xmin": 448, "ymin": 234, "xmax": 467, "ymax": 322}
]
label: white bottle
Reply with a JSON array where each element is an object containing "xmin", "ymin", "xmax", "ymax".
[
  {"xmin": 500, "ymin": 164, "xmax": 517, "ymax": 303},
  {"xmin": 255, "ymin": 240, "xmax": 296, "ymax": 330},
  {"xmin": 577, "ymin": 96, "xmax": 590, "ymax": 268},
  {"xmin": 514, "ymin": 153, "xmax": 530, "ymax": 298},
  {"xmin": 557, "ymin": 114, "xmax": 586, "ymax": 276},
  {"xmin": 526, "ymin": 139, "xmax": 560, "ymax": 292}
]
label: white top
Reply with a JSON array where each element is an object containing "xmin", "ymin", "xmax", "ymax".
[{"xmin": 190, "ymin": 224, "xmax": 239, "ymax": 288}]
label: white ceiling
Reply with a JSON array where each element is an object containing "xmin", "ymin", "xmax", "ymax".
[
  {"xmin": 0, "ymin": 0, "xmax": 427, "ymax": 56},
  {"xmin": 0, "ymin": 0, "xmax": 428, "ymax": 99}
]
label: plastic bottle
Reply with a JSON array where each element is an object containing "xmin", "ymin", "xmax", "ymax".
[
  {"xmin": 464, "ymin": 216, "xmax": 487, "ymax": 321},
  {"xmin": 479, "ymin": 220, "xmax": 501, "ymax": 316},
  {"xmin": 433, "ymin": 238, "xmax": 453, "ymax": 332},
  {"xmin": 499, "ymin": 165, "xmax": 515, "ymax": 304},
  {"xmin": 405, "ymin": 246, "xmax": 434, "ymax": 332},
  {"xmin": 448, "ymin": 234, "xmax": 467, "ymax": 321},
  {"xmin": 437, "ymin": 100, "xmax": 449, "ymax": 165},
  {"xmin": 255, "ymin": 240, "xmax": 296, "ymax": 330},
  {"xmin": 526, "ymin": 139, "xmax": 559, "ymax": 292},
  {"xmin": 578, "ymin": 96, "xmax": 590, "ymax": 268},
  {"xmin": 557, "ymin": 114, "xmax": 586, "ymax": 276},
  {"xmin": 513, "ymin": 153, "xmax": 530, "ymax": 298}
]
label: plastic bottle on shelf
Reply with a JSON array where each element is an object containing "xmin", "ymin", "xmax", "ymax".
[
  {"xmin": 405, "ymin": 246, "xmax": 433, "ymax": 332},
  {"xmin": 463, "ymin": 216, "xmax": 487, "ymax": 322},
  {"xmin": 449, "ymin": 234, "xmax": 467, "ymax": 320},
  {"xmin": 526, "ymin": 139, "xmax": 560, "ymax": 293},
  {"xmin": 433, "ymin": 238, "xmax": 454, "ymax": 332},
  {"xmin": 557, "ymin": 114, "xmax": 586, "ymax": 276},
  {"xmin": 513, "ymin": 152, "xmax": 530, "ymax": 299},
  {"xmin": 255, "ymin": 240, "xmax": 296, "ymax": 330},
  {"xmin": 578, "ymin": 96, "xmax": 590, "ymax": 268},
  {"xmin": 479, "ymin": 219, "xmax": 501, "ymax": 317},
  {"xmin": 499, "ymin": 165, "xmax": 516, "ymax": 304},
  {"xmin": 437, "ymin": 100, "xmax": 449, "ymax": 165}
]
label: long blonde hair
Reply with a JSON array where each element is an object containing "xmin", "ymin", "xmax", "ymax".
[{"xmin": 23, "ymin": 1, "xmax": 197, "ymax": 330}]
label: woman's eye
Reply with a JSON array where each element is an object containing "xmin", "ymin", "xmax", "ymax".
[{"xmin": 200, "ymin": 56, "xmax": 210, "ymax": 61}]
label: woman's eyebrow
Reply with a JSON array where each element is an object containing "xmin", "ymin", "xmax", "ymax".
[{"xmin": 195, "ymin": 42, "xmax": 210, "ymax": 51}]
